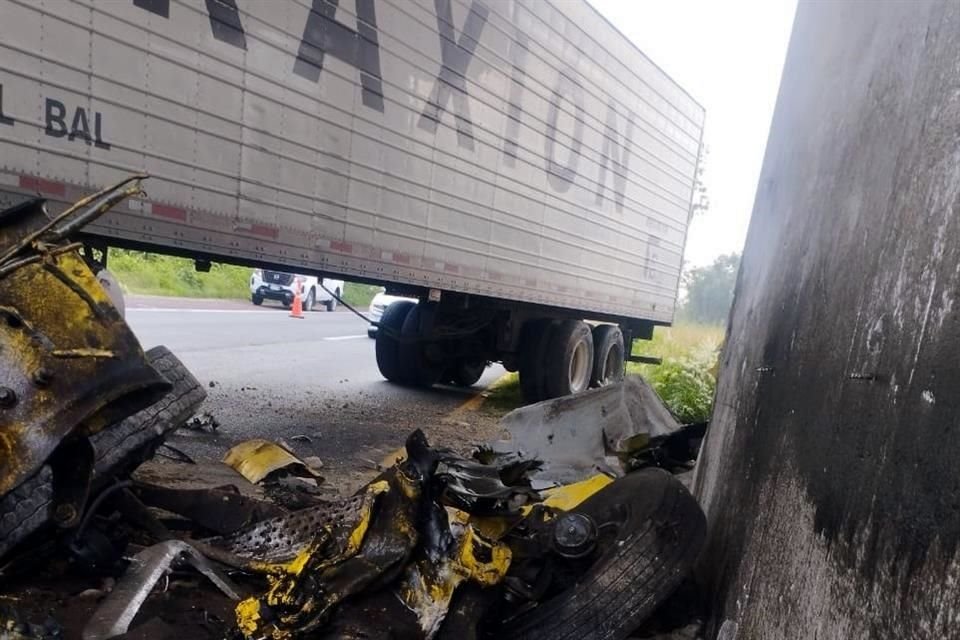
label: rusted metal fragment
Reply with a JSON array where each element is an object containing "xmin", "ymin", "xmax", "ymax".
[
  {"xmin": 233, "ymin": 430, "xmax": 441, "ymax": 639},
  {"xmin": 223, "ymin": 440, "xmax": 324, "ymax": 485},
  {"xmin": 0, "ymin": 178, "xmax": 168, "ymax": 498}
]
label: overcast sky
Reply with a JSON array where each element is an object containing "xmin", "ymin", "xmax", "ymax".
[{"xmin": 589, "ymin": 0, "xmax": 797, "ymax": 268}]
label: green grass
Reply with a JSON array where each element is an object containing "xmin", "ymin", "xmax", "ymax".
[
  {"xmin": 109, "ymin": 249, "xmax": 250, "ymax": 299},
  {"xmin": 628, "ymin": 323, "xmax": 725, "ymax": 423},
  {"xmin": 481, "ymin": 372, "xmax": 522, "ymax": 415},
  {"xmin": 108, "ymin": 249, "xmax": 382, "ymax": 308},
  {"xmin": 341, "ymin": 283, "xmax": 381, "ymax": 309}
]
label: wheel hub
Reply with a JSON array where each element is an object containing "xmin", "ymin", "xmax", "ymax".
[{"xmin": 551, "ymin": 512, "xmax": 598, "ymax": 558}]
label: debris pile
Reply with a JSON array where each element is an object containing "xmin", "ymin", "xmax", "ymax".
[{"xmin": 2, "ymin": 394, "xmax": 707, "ymax": 640}]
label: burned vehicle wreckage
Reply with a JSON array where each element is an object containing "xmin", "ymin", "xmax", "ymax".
[{"xmin": 0, "ymin": 181, "xmax": 707, "ymax": 640}]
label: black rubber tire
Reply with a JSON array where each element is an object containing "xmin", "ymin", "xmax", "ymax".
[
  {"xmin": 448, "ymin": 360, "xmax": 486, "ymax": 387},
  {"xmin": 251, "ymin": 294, "xmax": 263, "ymax": 306},
  {"xmin": 507, "ymin": 469, "xmax": 706, "ymax": 640},
  {"xmin": 542, "ymin": 320, "xmax": 594, "ymax": 399},
  {"xmin": 304, "ymin": 288, "xmax": 316, "ymax": 312},
  {"xmin": 398, "ymin": 305, "xmax": 444, "ymax": 387},
  {"xmin": 519, "ymin": 319, "xmax": 557, "ymax": 404},
  {"xmin": 590, "ymin": 325, "xmax": 625, "ymax": 388},
  {"xmin": 367, "ymin": 327, "xmax": 377, "ymax": 339},
  {"xmin": 375, "ymin": 300, "xmax": 416, "ymax": 383},
  {"xmin": 0, "ymin": 346, "xmax": 207, "ymax": 560}
]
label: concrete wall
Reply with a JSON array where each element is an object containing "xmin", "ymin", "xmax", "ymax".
[{"xmin": 693, "ymin": 1, "xmax": 960, "ymax": 638}]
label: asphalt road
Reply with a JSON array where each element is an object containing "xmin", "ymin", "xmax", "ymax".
[{"xmin": 125, "ymin": 296, "xmax": 507, "ymax": 490}]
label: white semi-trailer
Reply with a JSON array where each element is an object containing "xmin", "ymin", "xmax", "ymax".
[{"xmin": 0, "ymin": 0, "xmax": 703, "ymax": 400}]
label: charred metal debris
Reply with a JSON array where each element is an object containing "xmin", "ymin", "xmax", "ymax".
[{"xmin": 0, "ymin": 182, "xmax": 708, "ymax": 640}]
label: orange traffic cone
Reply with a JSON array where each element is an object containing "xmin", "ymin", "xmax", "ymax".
[{"xmin": 290, "ymin": 281, "xmax": 305, "ymax": 319}]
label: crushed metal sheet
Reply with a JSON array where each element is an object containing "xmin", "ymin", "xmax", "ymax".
[
  {"xmin": 491, "ymin": 376, "xmax": 682, "ymax": 487},
  {"xmin": 223, "ymin": 439, "xmax": 324, "ymax": 485},
  {"xmin": 82, "ymin": 540, "xmax": 242, "ymax": 640},
  {"xmin": 199, "ymin": 491, "xmax": 375, "ymax": 568}
]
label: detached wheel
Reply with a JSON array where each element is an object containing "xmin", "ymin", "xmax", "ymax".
[
  {"xmin": 590, "ymin": 325, "xmax": 625, "ymax": 387},
  {"xmin": 0, "ymin": 346, "xmax": 207, "ymax": 560},
  {"xmin": 542, "ymin": 320, "xmax": 594, "ymax": 399},
  {"xmin": 398, "ymin": 305, "xmax": 444, "ymax": 387},
  {"xmin": 375, "ymin": 301, "xmax": 416, "ymax": 383},
  {"xmin": 519, "ymin": 319, "xmax": 557, "ymax": 404},
  {"xmin": 251, "ymin": 294, "xmax": 263, "ymax": 306},
  {"xmin": 506, "ymin": 469, "xmax": 706, "ymax": 640}
]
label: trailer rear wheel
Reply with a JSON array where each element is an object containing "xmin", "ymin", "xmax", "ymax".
[
  {"xmin": 519, "ymin": 319, "xmax": 557, "ymax": 403},
  {"xmin": 590, "ymin": 325, "xmax": 625, "ymax": 387},
  {"xmin": 375, "ymin": 300, "xmax": 416, "ymax": 383},
  {"xmin": 543, "ymin": 320, "xmax": 594, "ymax": 398},
  {"xmin": 399, "ymin": 305, "xmax": 445, "ymax": 387},
  {"xmin": 446, "ymin": 359, "xmax": 486, "ymax": 387}
]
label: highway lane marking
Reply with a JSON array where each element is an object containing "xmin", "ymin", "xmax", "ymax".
[{"xmin": 323, "ymin": 334, "xmax": 369, "ymax": 341}]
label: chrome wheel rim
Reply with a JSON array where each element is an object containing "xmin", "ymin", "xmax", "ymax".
[{"xmin": 569, "ymin": 339, "xmax": 591, "ymax": 393}]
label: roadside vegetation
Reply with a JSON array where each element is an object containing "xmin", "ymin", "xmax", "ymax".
[
  {"xmin": 627, "ymin": 323, "xmax": 724, "ymax": 423},
  {"xmin": 108, "ymin": 249, "xmax": 381, "ymax": 307}
]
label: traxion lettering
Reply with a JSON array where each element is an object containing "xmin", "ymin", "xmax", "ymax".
[{"xmin": 124, "ymin": 0, "xmax": 639, "ymax": 205}]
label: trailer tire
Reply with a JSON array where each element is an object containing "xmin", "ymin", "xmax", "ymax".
[
  {"xmin": 399, "ymin": 305, "xmax": 444, "ymax": 387},
  {"xmin": 519, "ymin": 319, "xmax": 557, "ymax": 403},
  {"xmin": 506, "ymin": 469, "xmax": 706, "ymax": 640},
  {"xmin": 375, "ymin": 300, "xmax": 416, "ymax": 383},
  {"xmin": 446, "ymin": 360, "xmax": 486, "ymax": 387},
  {"xmin": 0, "ymin": 345, "xmax": 206, "ymax": 560},
  {"xmin": 590, "ymin": 325, "xmax": 625, "ymax": 387},
  {"xmin": 542, "ymin": 320, "xmax": 594, "ymax": 398}
]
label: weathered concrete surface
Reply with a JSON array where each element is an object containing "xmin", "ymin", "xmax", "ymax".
[{"xmin": 693, "ymin": 2, "xmax": 960, "ymax": 638}]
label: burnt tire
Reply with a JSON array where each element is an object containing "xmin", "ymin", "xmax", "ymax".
[
  {"xmin": 508, "ymin": 469, "xmax": 706, "ymax": 640},
  {"xmin": 0, "ymin": 345, "xmax": 206, "ymax": 560},
  {"xmin": 519, "ymin": 319, "xmax": 556, "ymax": 404},
  {"xmin": 542, "ymin": 320, "xmax": 594, "ymax": 399},
  {"xmin": 590, "ymin": 325, "xmax": 625, "ymax": 388},
  {"xmin": 375, "ymin": 300, "xmax": 416, "ymax": 383},
  {"xmin": 398, "ymin": 305, "xmax": 444, "ymax": 387}
]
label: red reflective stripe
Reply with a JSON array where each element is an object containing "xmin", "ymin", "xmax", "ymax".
[
  {"xmin": 443, "ymin": 263, "xmax": 459, "ymax": 274},
  {"xmin": 330, "ymin": 240, "xmax": 353, "ymax": 253},
  {"xmin": 152, "ymin": 203, "xmax": 187, "ymax": 221},
  {"xmin": 250, "ymin": 224, "xmax": 278, "ymax": 239},
  {"xmin": 19, "ymin": 176, "xmax": 66, "ymax": 197},
  {"xmin": 393, "ymin": 253, "xmax": 410, "ymax": 264}
]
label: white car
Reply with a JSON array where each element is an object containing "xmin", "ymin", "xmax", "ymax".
[
  {"xmin": 250, "ymin": 270, "xmax": 345, "ymax": 312},
  {"xmin": 367, "ymin": 291, "xmax": 417, "ymax": 338}
]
